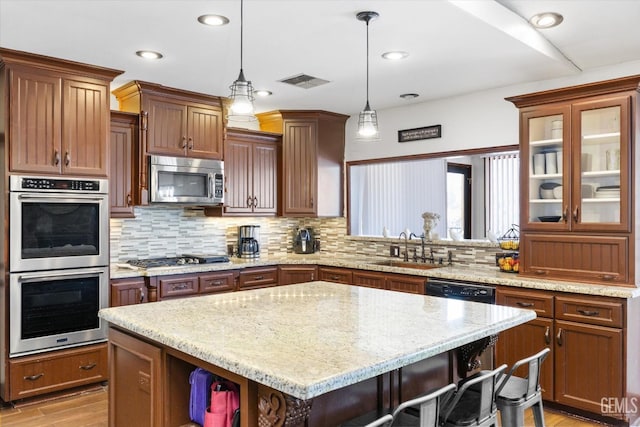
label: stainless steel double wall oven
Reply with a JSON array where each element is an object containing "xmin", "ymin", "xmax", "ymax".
[{"xmin": 8, "ymin": 175, "xmax": 110, "ymax": 356}]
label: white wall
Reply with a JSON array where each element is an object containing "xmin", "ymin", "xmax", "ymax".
[{"xmin": 345, "ymin": 59, "xmax": 640, "ymax": 162}]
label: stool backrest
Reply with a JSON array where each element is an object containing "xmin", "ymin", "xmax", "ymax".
[
  {"xmin": 392, "ymin": 383, "xmax": 457, "ymax": 427},
  {"xmin": 497, "ymin": 347, "xmax": 550, "ymax": 400}
]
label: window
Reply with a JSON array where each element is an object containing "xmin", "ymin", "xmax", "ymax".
[
  {"xmin": 485, "ymin": 152, "xmax": 519, "ymax": 237},
  {"xmin": 349, "ymin": 158, "xmax": 447, "ymax": 238},
  {"xmin": 447, "ymin": 163, "xmax": 471, "ymax": 239}
]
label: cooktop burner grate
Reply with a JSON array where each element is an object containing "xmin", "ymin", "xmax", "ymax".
[{"xmin": 126, "ymin": 255, "xmax": 229, "ymax": 269}]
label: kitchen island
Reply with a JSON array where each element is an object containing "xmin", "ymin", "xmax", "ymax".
[{"xmin": 99, "ymin": 281, "xmax": 535, "ymax": 427}]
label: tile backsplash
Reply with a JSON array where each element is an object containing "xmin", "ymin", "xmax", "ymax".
[{"xmin": 110, "ymin": 207, "xmax": 499, "ymax": 268}]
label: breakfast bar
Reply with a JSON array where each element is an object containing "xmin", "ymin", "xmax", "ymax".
[{"xmin": 99, "ymin": 281, "xmax": 536, "ymax": 427}]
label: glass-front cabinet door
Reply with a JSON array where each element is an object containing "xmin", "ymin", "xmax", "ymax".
[
  {"xmin": 572, "ymin": 95, "xmax": 630, "ymax": 232},
  {"xmin": 522, "ymin": 106, "xmax": 570, "ymax": 231}
]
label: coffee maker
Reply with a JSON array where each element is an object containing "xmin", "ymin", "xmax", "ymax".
[
  {"xmin": 238, "ymin": 225, "xmax": 260, "ymax": 259},
  {"xmin": 293, "ymin": 227, "xmax": 315, "ymax": 254}
]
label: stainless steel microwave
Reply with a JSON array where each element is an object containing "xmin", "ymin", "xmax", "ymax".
[{"xmin": 149, "ymin": 155, "xmax": 224, "ymax": 205}]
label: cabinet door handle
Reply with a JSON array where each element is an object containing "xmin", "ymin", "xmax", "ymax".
[
  {"xmin": 246, "ymin": 197, "xmax": 253, "ymax": 207},
  {"xmin": 544, "ymin": 326, "xmax": 551, "ymax": 344},
  {"xmin": 126, "ymin": 194, "xmax": 132, "ymax": 206},
  {"xmin": 577, "ymin": 309, "xmax": 600, "ymax": 316},
  {"xmin": 253, "ymin": 197, "xmax": 258, "ymax": 208},
  {"xmin": 79, "ymin": 363, "xmax": 97, "ymax": 370},
  {"xmin": 516, "ymin": 301, "xmax": 534, "ymax": 307},
  {"xmin": 64, "ymin": 152, "xmax": 70, "ymax": 166},
  {"xmin": 556, "ymin": 328, "xmax": 563, "ymax": 346},
  {"xmin": 181, "ymin": 136, "xmax": 187, "ymax": 148},
  {"xmin": 24, "ymin": 373, "xmax": 44, "ymax": 381},
  {"xmin": 572, "ymin": 206, "xmax": 579, "ymax": 222},
  {"xmin": 562, "ymin": 206, "xmax": 569, "ymax": 222},
  {"xmin": 188, "ymin": 137, "xmax": 193, "ymax": 149},
  {"xmin": 533, "ymin": 269, "xmax": 547, "ymax": 275},
  {"xmin": 310, "ymin": 197, "xmax": 314, "ymax": 208},
  {"xmin": 138, "ymin": 289, "xmax": 145, "ymax": 303},
  {"xmin": 54, "ymin": 150, "xmax": 61, "ymax": 166}
]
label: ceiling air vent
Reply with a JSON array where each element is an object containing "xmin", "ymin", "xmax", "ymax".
[{"xmin": 279, "ymin": 73, "xmax": 330, "ymax": 89}]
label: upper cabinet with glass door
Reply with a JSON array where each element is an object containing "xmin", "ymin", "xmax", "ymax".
[
  {"xmin": 522, "ymin": 106, "xmax": 570, "ymax": 231},
  {"xmin": 572, "ymin": 96, "xmax": 630, "ymax": 232},
  {"xmin": 519, "ymin": 93, "xmax": 631, "ymax": 233}
]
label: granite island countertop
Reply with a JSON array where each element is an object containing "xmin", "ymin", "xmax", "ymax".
[
  {"xmin": 100, "ymin": 281, "xmax": 536, "ymax": 400},
  {"xmin": 111, "ymin": 254, "xmax": 640, "ymax": 299}
]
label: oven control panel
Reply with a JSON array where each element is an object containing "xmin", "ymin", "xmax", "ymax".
[{"xmin": 10, "ymin": 175, "xmax": 108, "ymax": 193}]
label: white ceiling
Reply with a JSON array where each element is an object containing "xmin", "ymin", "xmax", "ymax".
[{"xmin": 1, "ymin": 0, "xmax": 640, "ymax": 116}]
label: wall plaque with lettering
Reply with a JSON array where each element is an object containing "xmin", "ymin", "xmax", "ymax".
[{"xmin": 398, "ymin": 125, "xmax": 442, "ymax": 142}]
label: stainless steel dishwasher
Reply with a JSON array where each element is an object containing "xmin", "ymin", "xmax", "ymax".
[{"xmin": 425, "ymin": 278, "xmax": 496, "ymax": 376}]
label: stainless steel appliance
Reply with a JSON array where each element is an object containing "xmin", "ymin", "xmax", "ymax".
[
  {"xmin": 293, "ymin": 227, "xmax": 315, "ymax": 254},
  {"xmin": 7, "ymin": 175, "xmax": 111, "ymax": 357},
  {"xmin": 426, "ymin": 278, "xmax": 495, "ymax": 374},
  {"xmin": 149, "ymin": 155, "xmax": 224, "ymax": 205},
  {"xmin": 126, "ymin": 255, "xmax": 230, "ymax": 268},
  {"xmin": 9, "ymin": 175, "xmax": 109, "ymax": 272},
  {"xmin": 9, "ymin": 267, "xmax": 109, "ymax": 356},
  {"xmin": 237, "ymin": 225, "xmax": 260, "ymax": 259}
]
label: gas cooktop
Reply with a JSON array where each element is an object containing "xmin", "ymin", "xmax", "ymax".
[{"xmin": 126, "ymin": 255, "xmax": 229, "ymax": 269}]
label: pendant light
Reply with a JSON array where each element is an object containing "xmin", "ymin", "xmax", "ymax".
[
  {"xmin": 356, "ymin": 11, "xmax": 379, "ymax": 138},
  {"xmin": 228, "ymin": 0, "xmax": 256, "ymax": 121}
]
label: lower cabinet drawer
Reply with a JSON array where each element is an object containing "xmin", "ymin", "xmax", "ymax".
[
  {"xmin": 496, "ymin": 287, "xmax": 554, "ymax": 317},
  {"xmin": 158, "ymin": 275, "xmax": 199, "ymax": 299},
  {"xmin": 352, "ymin": 271, "xmax": 385, "ymax": 289},
  {"xmin": 199, "ymin": 271, "xmax": 237, "ymax": 294},
  {"xmin": 238, "ymin": 267, "xmax": 278, "ymax": 289},
  {"xmin": 318, "ymin": 267, "xmax": 353, "ymax": 284},
  {"xmin": 8, "ymin": 343, "xmax": 108, "ymax": 400},
  {"xmin": 555, "ymin": 295, "xmax": 624, "ymax": 328}
]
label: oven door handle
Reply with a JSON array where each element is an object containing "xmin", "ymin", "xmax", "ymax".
[
  {"xmin": 17, "ymin": 194, "xmax": 106, "ymax": 202},
  {"xmin": 15, "ymin": 268, "xmax": 106, "ymax": 283}
]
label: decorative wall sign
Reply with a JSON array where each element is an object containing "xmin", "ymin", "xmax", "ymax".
[{"xmin": 398, "ymin": 125, "xmax": 442, "ymax": 142}]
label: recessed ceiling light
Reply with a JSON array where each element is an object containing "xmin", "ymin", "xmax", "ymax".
[
  {"xmin": 197, "ymin": 14, "xmax": 230, "ymax": 26},
  {"xmin": 382, "ymin": 51, "xmax": 409, "ymax": 60},
  {"xmin": 254, "ymin": 89, "xmax": 272, "ymax": 97},
  {"xmin": 529, "ymin": 12, "xmax": 563, "ymax": 29},
  {"xmin": 400, "ymin": 93, "xmax": 419, "ymax": 100},
  {"xmin": 136, "ymin": 50, "xmax": 163, "ymax": 60}
]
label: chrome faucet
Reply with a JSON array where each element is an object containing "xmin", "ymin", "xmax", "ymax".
[
  {"xmin": 410, "ymin": 232, "xmax": 426, "ymax": 263},
  {"xmin": 399, "ymin": 232, "xmax": 409, "ymax": 261}
]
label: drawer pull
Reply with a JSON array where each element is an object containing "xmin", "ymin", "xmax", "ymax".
[
  {"xmin": 79, "ymin": 363, "xmax": 97, "ymax": 371},
  {"xmin": 556, "ymin": 328, "xmax": 563, "ymax": 346},
  {"xmin": 516, "ymin": 302, "xmax": 534, "ymax": 307},
  {"xmin": 330, "ymin": 276, "xmax": 340, "ymax": 280},
  {"xmin": 533, "ymin": 269, "xmax": 547, "ymax": 275},
  {"xmin": 172, "ymin": 284, "xmax": 188, "ymax": 291},
  {"xmin": 24, "ymin": 373, "xmax": 44, "ymax": 381},
  {"xmin": 600, "ymin": 274, "xmax": 616, "ymax": 281},
  {"xmin": 253, "ymin": 276, "xmax": 264, "ymax": 280},
  {"xmin": 577, "ymin": 309, "xmax": 600, "ymax": 317},
  {"xmin": 212, "ymin": 280, "xmax": 223, "ymax": 286},
  {"xmin": 544, "ymin": 326, "xmax": 550, "ymax": 344}
]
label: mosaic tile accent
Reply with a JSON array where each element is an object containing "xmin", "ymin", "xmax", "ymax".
[{"xmin": 110, "ymin": 207, "xmax": 499, "ymax": 267}]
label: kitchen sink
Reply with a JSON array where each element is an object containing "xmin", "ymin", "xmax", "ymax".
[{"xmin": 371, "ymin": 260, "xmax": 443, "ymax": 270}]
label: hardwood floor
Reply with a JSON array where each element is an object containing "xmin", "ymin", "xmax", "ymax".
[{"xmin": 0, "ymin": 386, "xmax": 611, "ymax": 427}]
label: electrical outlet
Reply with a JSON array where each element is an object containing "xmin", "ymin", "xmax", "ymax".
[{"xmin": 389, "ymin": 245, "xmax": 400, "ymax": 257}]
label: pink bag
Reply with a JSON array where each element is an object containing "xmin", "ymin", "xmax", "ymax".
[{"xmin": 203, "ymin": 380, "xmax": 240, "ymax": 427}]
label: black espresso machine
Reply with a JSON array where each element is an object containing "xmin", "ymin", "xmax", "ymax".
[{"xmin": 293, "ymin": 227, "xmax": 316, "ymax": 254}]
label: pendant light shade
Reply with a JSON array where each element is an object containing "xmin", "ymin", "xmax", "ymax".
[
  {"xmin": 356, "ymin": 11, "xmax": 379, "ymax": 139},
  {"xmin": 228, "ymin": 0, "xmax": 256, "ymax": 121}
]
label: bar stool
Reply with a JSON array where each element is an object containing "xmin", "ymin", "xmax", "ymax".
[
  {"xmin": 440, "ymin": 364, "xmax": 507, "ymax": 427},
  {"xmin": 363, "ymin": 414, "xmax": 393, "ymax": 427},
  {"xmin": 494, "ymin": 348, "xmax": 550, "ymax": 427},
  {"xmin": 391, "ymin": 383, "xmax": 457, "ymax": 426}
]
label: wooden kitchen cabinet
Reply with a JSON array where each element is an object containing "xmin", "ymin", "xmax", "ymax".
[
  {"xmin": 318, "ymin": 267, "xmax": 353, "ymax": 284},
  {"xmin": 8, "ymin": 343, "xmax": 107, "ymax": 401},
  {"xmin": 110, "ymin": 276, "xmax": 148, "ymax": 306},
  {"xmin": 110, "ymin": 111, "xmax": 138, "ymax": 217},
  {"xmin": 496, "ymin": 287, "xmax": 634, "ymax": 421},
  {"xmin": 113, "ymin": 81, "xmax": 223, "ymax": 160},
  {"xmin": 221, "ymin": 128, "xmax": 280, "ymax": 215},
  {"xmin": 386, "ymin": 274, "xmax": 426, "ymax": 294},
  {"xmin": 108, "ymin": 328, "xmax": 162, "ymax": 427},
  {"xmin": 238, "ymin": 266, "xmax": 279, "ymax": 290},
  {"xmin": 279, "ymin": 265, "xmax": 318, "ymax": 285},
  {"xmin": 507, "ymin": 76, "xmax": 639, "ymax": 285},
  {"xmin": 199, "ymin": 270, "xmax": 238, "ymax": 294},
  {"xmin": 257, "ymin": 110, "xmax": 348, "ymax": 217},
  {"xmin": 155, "ymin": 271, "xmax": 238, "ymax": 299},
  {"xmin": 352, "ymin": 270, "xmax": 386, "ymax": 289},
  {"xmin": 0, "ymin": 48, "xmax": 122, "ymax": 177}
]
